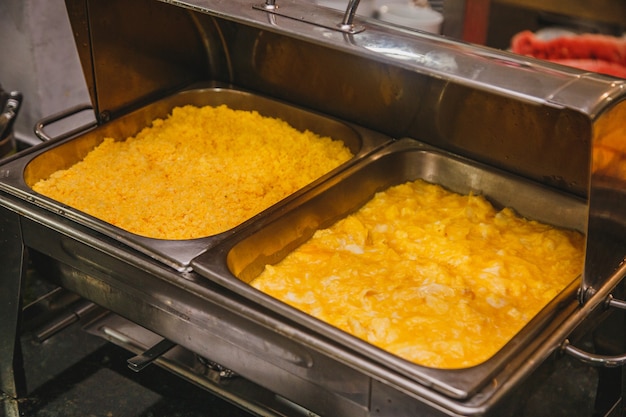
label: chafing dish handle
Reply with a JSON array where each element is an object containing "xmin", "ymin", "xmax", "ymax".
[
  {"xmin": 562, "ymin": 295, "xmax": 626, "ymax": 367},
  {"xmin": 127, "ymin": 338, "xmax": 176, "ymax": 372},
  {"xmin": 34, "ymin": 103, "xmax": 96, "ymax": 141},
  {"xmin": 562, "ymin": 342, "xmax": 626, "ymax": 368}
]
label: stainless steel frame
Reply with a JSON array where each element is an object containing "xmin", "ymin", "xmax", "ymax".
[{"xmin": 2, "ymin": 0, "xmax": 626, "ymax": 415}]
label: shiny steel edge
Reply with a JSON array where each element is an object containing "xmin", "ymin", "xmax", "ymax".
[{"xmin": 160, "ymin": 0, "xmax": 626, "ymax": 115}]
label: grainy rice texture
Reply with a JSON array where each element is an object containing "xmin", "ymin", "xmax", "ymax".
[
  {"xmin": 252, "ymin": 179, "xmax": 585, "ymax": 369},
  {"xmin": 32, "ymin": 105, "xmax": 353, "ymax": 239}
]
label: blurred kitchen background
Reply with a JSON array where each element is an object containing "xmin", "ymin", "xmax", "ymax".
[{"xmin": 0, "ymin": 0, "xmax": 91, "ymax": 148}]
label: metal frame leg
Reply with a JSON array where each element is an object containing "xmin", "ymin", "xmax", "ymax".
[
  {"xmin": 0, "ymin": 205, "xmax": 27, "ymax": 417},
  {"xmin": 592, "ymin": 303, "xmax": 626, "ymax": 417}
]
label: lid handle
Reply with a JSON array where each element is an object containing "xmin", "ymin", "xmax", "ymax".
[{"xmin": 253, "ymin": 0, "xmax": 366, "ymax": 34}]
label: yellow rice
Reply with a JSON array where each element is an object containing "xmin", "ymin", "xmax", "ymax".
[{"xmin": 32, "ymin": 105, "xmax": 353, "ymax": 239}]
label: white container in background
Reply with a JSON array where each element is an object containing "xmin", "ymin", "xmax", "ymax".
[
  {"xmin": 315, "ymin": 0, "xmax": 375, "ymax": 17},
  {"xmin": 376, "ymin": 3, "xmax": 443, "ymax": 34}
]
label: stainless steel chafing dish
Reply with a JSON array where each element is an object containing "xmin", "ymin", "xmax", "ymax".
[{"xmin": 2, "ymin": 0, "xmax": 626, "ymax": 416}]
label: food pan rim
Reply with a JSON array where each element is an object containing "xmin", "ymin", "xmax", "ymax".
[
  {"xmin": 0, "ymin": 84, "xmax": 392, "ymax": 272},
  {"xmin": 190, "ymin": 138, "xmax": 587, "ymax": 399}
]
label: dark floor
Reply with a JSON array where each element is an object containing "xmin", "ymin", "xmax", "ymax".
[{"xmin": 2, "ymin": 323, "xmax": 254, "ymax": 417}]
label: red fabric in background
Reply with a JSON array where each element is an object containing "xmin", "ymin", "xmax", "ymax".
[{"xmin": 510, "ymin": 30, "xmax": 626, "ymax": 78}]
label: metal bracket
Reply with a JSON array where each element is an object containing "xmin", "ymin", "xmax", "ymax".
[
  {"xmin": 197, "ymin": 356, "xmax": 238, "ymax": 381},
  {"xmin": 34, "ymin": 103, "xmax": 96, "ymax": 142},
  {"xmin": 253, "ymin": 0, "xmax": 366, "ymax": 34}
]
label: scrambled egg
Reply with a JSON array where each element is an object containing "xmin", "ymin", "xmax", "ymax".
[
  {"xmin": 32, "ymin": 105, "xmax": 353, "ymax": 239},
  {"xmin": 252, "ymin": 179, "xmax": 585, "ymax": 369}
]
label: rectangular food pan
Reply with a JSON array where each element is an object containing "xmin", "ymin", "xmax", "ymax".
[
  {"xmin": 1, "ymin": 84, "xmax": 390, "ymax": 271},
  {"xmin": 191, "ymin": 138, "xmax": 587, "ymax": 400}
]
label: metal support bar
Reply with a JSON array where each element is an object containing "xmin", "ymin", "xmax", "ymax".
[
  {"xmin": 33, "ymin": 299, "xmax": 101, "ymax": 342},
  {"xmin": 0, "ymin": 206, "xmax": 27, "ymax": 417}
]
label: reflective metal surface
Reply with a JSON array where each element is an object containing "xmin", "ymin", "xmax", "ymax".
[
  {"xmin": 583, "ymin": 100, "xmax": 626, "ymax": 301},
  {"xmin": 67, "ymin": 0, "xmax": 625, "ymax": 197},
  {"xmin": 2, "ymin": 0, "xmax": 626, "ymax": 415}
]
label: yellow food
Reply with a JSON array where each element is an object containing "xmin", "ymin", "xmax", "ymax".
[
  {"xmin": 252, "ymin": 179, "xmax": 585, "ymax": 369},
  {"xmin": 32, "ymin": 105, "xmax": 353, "ymax": 239}
]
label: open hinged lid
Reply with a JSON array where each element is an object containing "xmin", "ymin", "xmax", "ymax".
[{"xmin": 63, "ymin": 0, "xmax": 626, "ymax": 296}]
